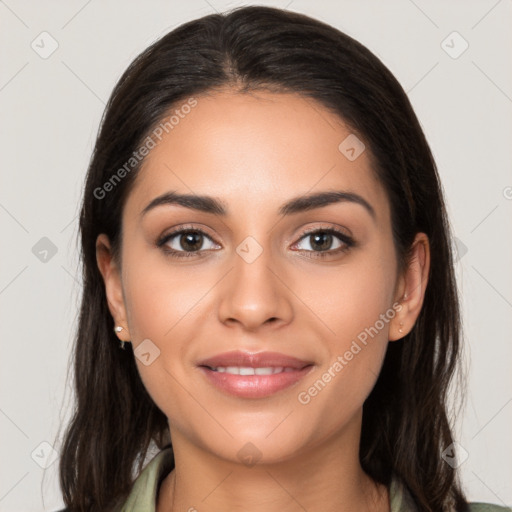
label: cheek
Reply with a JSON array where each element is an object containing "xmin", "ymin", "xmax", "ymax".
[
  {"xmin": 290, "ymin": 250, "xmax": 396, "ymax": 344},
  {"xmin": 120, "ymin": 253, "xmax": 215, "ymax": 423},
  {"xmin": 291, "ymin": 248, "xmax": 395, "ymax": 421},
  {"xmin": 295, "ymin": 340, "xmax": 388, "ymax": 444},
  {"xmin": 296, "ymin": 288, "xmax": 392, "ymax": 434},
  {"xmin": 122, "ymin": 247, "xmax": 211, "ymax": 343}
]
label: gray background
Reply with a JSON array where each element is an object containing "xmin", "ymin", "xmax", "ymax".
[{"xmin": 1, "ymin": 0, "xmax": 511, "ymax": 510}]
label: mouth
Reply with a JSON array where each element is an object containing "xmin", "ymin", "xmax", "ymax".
[
  {"xmin": 206, "ymin": 366, "xmax": 301, "ymax": 375},
  {"xmin": 197, "ymin": 351, "xmax": 314, "ymax": 399}
]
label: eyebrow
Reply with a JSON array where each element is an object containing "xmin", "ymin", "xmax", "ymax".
[{"xmin": 140, "ymin": 190, "xmax": 376, "ymax": 221}]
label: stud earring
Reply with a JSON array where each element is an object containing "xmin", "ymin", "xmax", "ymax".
[
  {"xmin": 398, "ymin": 321, "xmax": 404, "ymax": 334},
  {"xmin": 113, "ymin": 325, "xmax": 131, "ymax": 350}
]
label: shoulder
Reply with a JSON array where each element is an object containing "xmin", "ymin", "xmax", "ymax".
[
  {"xmin": 467, "ymin": 504, "xmax": 512, "ymax": 512},
  {"xmin": 389, "ymin": 473, "xmax": 511, "ymax": 512},
  {"xmin": 53, "ymin": 448, "xmax": 175, "ymax": 512}
]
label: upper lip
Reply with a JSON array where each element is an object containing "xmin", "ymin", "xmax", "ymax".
[{"xmin": 198, "ymin": 350, "xmax": 313, "ymax": 369}]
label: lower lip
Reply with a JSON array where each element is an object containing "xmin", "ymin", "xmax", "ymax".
[{"xmin": 199, "ymin": 366, "xmax": 313, "ymax": 399}]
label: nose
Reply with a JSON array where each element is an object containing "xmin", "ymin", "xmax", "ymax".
[{"xmin": 217, "ymin": 242, "xmax": 294, "ymax": 332}]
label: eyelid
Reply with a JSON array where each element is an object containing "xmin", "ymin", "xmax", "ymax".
[
  {"xmin": 292, "ymin": 223, "xmax": 352, "ymax": 242},
  {"xmin": 156, "ymin": 223, "xmax": 219, "ymax": 248}
]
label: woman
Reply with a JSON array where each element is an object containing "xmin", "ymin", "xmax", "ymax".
[{"xmin": 57, "ymin": 6, "xmax": 510, "ymax": 512}]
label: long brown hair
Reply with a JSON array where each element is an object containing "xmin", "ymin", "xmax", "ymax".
[{"xmin": 57, "ymin": 6, "xmax": 468, "ymax": 511}]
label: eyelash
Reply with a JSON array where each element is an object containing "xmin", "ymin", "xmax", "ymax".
[{"xmin": 156, "ymin": 224, "xmax": 355, "ymax": 260}]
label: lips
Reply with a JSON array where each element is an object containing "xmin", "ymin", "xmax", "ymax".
[
  {"xmin": 197, "ymin": 350, "xmax": 314, "ymax": 399},
  {"xmin": 198, "ymin": 350, "xmax": 312, "ymax": 370}
]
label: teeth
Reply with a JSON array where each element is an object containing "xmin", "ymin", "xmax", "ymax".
[
  {"xmin": 255, "ymin": 367, "xmax": 274, "ymax": 375},
  {"xmin": 210, "ymin": 366, "xmax": 292, "ymax": 375}
]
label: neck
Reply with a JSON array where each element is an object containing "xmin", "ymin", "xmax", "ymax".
[{"xmin": 156, "ymin": 414, "xmax": 389, "ymax": 512}]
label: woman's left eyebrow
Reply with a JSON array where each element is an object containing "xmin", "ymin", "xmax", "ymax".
[{"xmin": 140, "ymin": 190, "xmax": 376, "ymax": 223}]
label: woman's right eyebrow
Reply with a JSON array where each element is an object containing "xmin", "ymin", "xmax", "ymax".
[
  {"xmin": 140, "ymin": 191, "xmax": 226, "ymax": 217},
  {"xmin": 140, "ymin": 190, "xmax": 376, "ymax": 223}
]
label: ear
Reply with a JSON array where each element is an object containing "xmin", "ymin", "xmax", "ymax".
[
  {"xmin": 96, "ymin": 233, "xmax": 131, "ymax": 342},
  {"xmin": 389, "ymin": 232, "xmax": 430, "ymax": 342}
]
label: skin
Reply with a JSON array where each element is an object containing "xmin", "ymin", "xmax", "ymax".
[{"xmin": 96, "ymin": 89, "xmax": 430, "ymax": 512}]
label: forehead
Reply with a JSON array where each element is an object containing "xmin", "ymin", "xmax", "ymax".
[{"xmin": 124, "ymin": 90, "xmax": 389, "ymax": 223}]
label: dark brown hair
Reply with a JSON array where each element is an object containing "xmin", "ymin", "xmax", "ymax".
[{"xmin": 57, "ymin": 6, "xmax": 468, "ymax": 511}]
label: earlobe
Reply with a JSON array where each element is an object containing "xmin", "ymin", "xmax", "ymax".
[
  {"xmin": 388, "ymin": 292, "xmax": 408, "ymax": 342},
  {"xmin": 95, "ymin": 234, "xmax": 130, "ymax": 339},
  {"xmin": 389, "ymin": 233, "xmax": 430, "ymax": 342}
]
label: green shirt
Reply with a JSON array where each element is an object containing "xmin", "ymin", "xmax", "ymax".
[{"xmin": 119, "ymin": 448, "xmax": 510, "ymax": 512}]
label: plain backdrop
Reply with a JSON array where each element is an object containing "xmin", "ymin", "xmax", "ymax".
[{"xmin": 1, "ymin": 1, "xmax": 511, "ymax": 510}]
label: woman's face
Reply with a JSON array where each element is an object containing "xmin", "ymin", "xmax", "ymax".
[{"xmin": 97, "ymin": 89, "xmax": 428, "ymax": 465}]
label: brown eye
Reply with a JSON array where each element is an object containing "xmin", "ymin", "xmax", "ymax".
[
  {"xmin": 157, "ymin": 227, "xmax": 220, "ymax": 259},
  {"xmin": 308, "ymin": 232, "xmax": 334, "ymax": 251},
  {"xmin": 292, "ymin": 228, "xmax": 355, "ymax": 259},
  {"xmin": 177, "ymin": 231, "xmax": 204, "ymax": 252}
]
